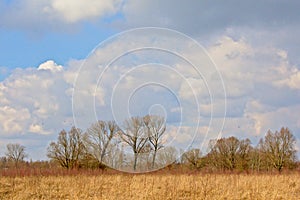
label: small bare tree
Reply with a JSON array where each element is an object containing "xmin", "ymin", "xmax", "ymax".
[
  {"xmin": 156, "ymin": 146, "xmax": 178, "ymax": 167},
  {"xmin": 119, "ymin": 117, "xmax": 148, "ymax": 171},
  {"xmin": 84, "ymin": 120, "xmax": 120, "ymax": 168},
  {"xmin": 5, "ymin": 143, "xmax": 27, "ymax": 168},
  {"xmin": 47, "ymin": 127, "xmax": 84, "ymax": 169},
  {"xmin": 182, "ymin": 148, "xmax": 202, "ymax": 169},
  {"xmin": 143, "ymin": 115, "xmax": 166, "ymax": 168},
  {"xmin": 259, "ymin": 127, "xmax": 297, "ymax": 172}
]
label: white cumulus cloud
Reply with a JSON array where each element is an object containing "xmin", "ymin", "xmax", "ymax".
[{"xmin": 38, "ymin": 60, "xmax": 63, "ymax": 72}]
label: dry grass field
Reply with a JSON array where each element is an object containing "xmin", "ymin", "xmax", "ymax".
[{"xmin": 0, "ymin": 173, "xmax": 300, "ymax": 200}]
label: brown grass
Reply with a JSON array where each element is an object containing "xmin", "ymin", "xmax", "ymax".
[{"xmin": 0, "ymin": 173, "xmax": 299, "ymax": 199}]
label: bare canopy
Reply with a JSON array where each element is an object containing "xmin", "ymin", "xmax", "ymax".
[{"xmin": 5, "ymin": 143, "xmax": 27, "ymax": 168}]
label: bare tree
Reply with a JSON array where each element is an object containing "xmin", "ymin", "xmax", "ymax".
[
  {"xmin": 47, "ymin": 127, "xmax": 84, "ymax": 169},
  {"xmin": 83, "ymin": 120, "xmax": 120, "ymax": 168},
  {"xmin": 208, "ymin": 137, "xmax": 252, "ymax": 171},
  {"xmin": 5, "ymin": 143, "xmax": 27, "ymax": 168},
  {"xmin": 259, "ymin": 127, "xmax": 297, "ymax": 172},
  {"xmin": 208, "ymin": 137, "xmax": 237, "ymax": 171},
  {"xmin": 143, "ymin": 115, "xmax": 166, "ymax": 168},
  {"xmin": 249, "ymin": 147, "xmax": 264, "ymax": 172},
  {"xmin": 105, "ymin": 144, "xmax": 125, "ymax": 169},
  {"xmin": 0, "ymin": 156, "xmax": 8, "ymax": 169},
  {"xmin": 237, "ymin": 138, "xmax": 252, "ymax": 170},
  {"xmin": 182, "ymin": 148, "xmax": 202, "ymax": 169},
  {"xmin": 156, "ymin": 146, "xmax": 178, "ymax": 167},
  {"xmin": 119, "ymin": 117, "xmax": 148, "ymax": 171}
]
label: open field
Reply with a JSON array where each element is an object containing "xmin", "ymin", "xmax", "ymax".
[{"xmin": 0, "ymin": 173, "xmax": 300, "ymax": 200}]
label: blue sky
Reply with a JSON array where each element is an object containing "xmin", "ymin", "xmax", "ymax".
[
  {"xmin": 0, "ymin": 0, "xmax": 300, "ymax": 160},
  {"xmin": 0, "ymin": 23, "xmax": 117, "ymax": 76}
]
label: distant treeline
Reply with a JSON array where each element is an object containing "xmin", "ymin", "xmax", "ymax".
[{"xmin": 0, "ymin": 115, "xmax": 298, "ymax": 173}]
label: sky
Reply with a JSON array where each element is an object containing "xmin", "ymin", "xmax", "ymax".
[{"xmin": 0, "ymin": 0, "xmax": 300, "ymax": 160}]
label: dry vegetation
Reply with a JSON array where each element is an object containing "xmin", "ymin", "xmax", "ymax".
[
  {"xmin": 1, "ymin": 126, "xmax": 298, "ymax": 199},
  {"xmin": 0, "ymin": 173, "xmax": 300, "ymax": 199}
]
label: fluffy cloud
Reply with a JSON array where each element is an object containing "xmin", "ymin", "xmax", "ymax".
[
  {"xmin": 208, "ymin": 36, "xmax": 288, "ymax": 97},
  {"xmin": 206, "ymin": 36, "xmax": 300, "ymax": 140},
  {"xmin": 247, "ymin": 105, "xmax": 300, "ymax": 137},
  {"xmin": 37, "ymin": 60, "xmax": 63, "ymax": 72},
  {"xmin": 276, "ymin": 69, "xmax": 300, "ymax": 90},
  {"xmin": 0, "ymin": 60, "xmax": 72, "ymax": 136},
  {"xmin": 0, "ymin": 106, "xmax": 30, "ymax": 134},
  {"xmin": 0, "ymin": 0, "xmax": 122, "ymax": 31},
  {"xmin": 29, "ymin": 124, "xmax": 50, "ymax": 135},
  {"xmin": 50, "ymin": 0, "xmax": 122, "ymax": 23}
]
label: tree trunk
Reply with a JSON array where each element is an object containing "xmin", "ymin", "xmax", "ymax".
[
  {"xmin": 133, "ymin": 153, "xmax": 138, "ymax": 171},
  {"xmin": 152, "ymin": 151, "xmax": 157, "ymax": 169}
]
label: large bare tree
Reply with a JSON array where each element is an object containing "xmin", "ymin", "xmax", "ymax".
[
  {"xmin": 47, "ymin": 127, "xmax": 84, "ymax": 169},
  {"xmin": 143, "ymin": 115, "xmax": 166, "ymax": 168},
  {"xmin": 119, "ymin": 117, "xmax": 148, "ymax": 171},
  {"xmin": 259, "ymin": 127, "xmax": 297, "ymax": 172},
  {"xmin": 208, "ymin": 137, "xmax": 252, "ymax": 171},
  {"xmin": 83, "ymin": 120, "xmax": 120, "ymax": 168},
  {"xmin": 5, "ymin": 143, "xmax": 27, "ymax": 168}
]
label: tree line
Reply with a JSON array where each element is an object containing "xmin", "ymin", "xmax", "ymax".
[
  {"xmin": 182, "ymin": 127, "xmax": 297, "ymax": 172},
  {"xmin": 0, "ymin": 115, "xmax": 298, "ymax": 173}
]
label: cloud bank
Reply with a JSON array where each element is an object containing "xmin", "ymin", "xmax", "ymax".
[{"xmin": 0, "ymin": 33, "xmax": 299, "ymax": 159}]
